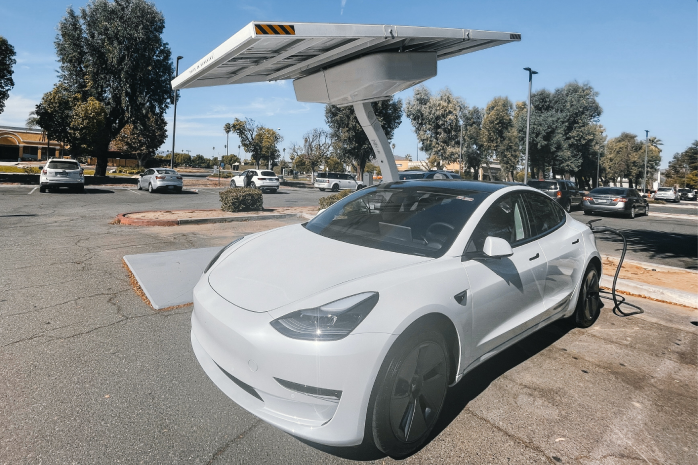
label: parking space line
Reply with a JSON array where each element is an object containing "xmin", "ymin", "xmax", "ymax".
[
  {"xmin": 28, "ymin": 187, "xmax": 37, "ymax": 195},
  {"xmin": 126, "ymin": 189, "xmax": 141, "ymax": 194}
]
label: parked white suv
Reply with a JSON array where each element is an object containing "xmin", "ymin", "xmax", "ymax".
[
  {"xmin": 654, "ymin": 187, "xmax": 680, "ymax": 203},
  {"xmin": 230, "ymin": 169, "xmax": 280, "ymax": 193},
  {"xmin": 315, "ymin": 172, "xmax": 364, "ymax": 191},
  {"xmin": 40, "ymin": 158, "xmax": 85, "ymax": 193}
]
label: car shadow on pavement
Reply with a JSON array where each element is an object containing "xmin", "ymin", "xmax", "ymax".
[
  {"xmin": 296, "ymin": 320, "xmax": 574, "ymax": 462},
  {"xmin": 600, "ymin": 229, "xmax": 698, "ymax": 269},
  {"xmin": 47, "ymin": 188, "xmax": 114, "ymax": 194}
]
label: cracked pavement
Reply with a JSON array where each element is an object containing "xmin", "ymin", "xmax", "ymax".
[{"xmin": 1, "ymin": 185, "xmax": 696, "ymax": 464}]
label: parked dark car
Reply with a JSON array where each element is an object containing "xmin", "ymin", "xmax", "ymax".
[
  {"xmin": 678, "ymin": 188, "xmax": 696, "ymax": 201},
  {"xmin": 398, "ymin": 170, "xmax": 462, "ymax": 180},
  {"xmin": 526, "ymin": 179, "xmax": 583, "ymax": 212},
  {"xmin": 582, "ymin": 187, "xmax": 649, "ymax": 219}
]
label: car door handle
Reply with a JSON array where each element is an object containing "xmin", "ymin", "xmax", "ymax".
[
  {"xmin": 572, "ymin": 239, "xmax": 579, "ymax": 244},
  {"xmin": 529, "ymin": 253, "xmax": 540, "ymax": 261}
]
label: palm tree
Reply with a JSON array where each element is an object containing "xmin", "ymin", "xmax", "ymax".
[
  {"xmin": 648, "ymin": 136, "xmax": 663, "ymax": 153},
  {"xmin": 223, "ymin": 123, "xmax": 233, "ymax": 160}
]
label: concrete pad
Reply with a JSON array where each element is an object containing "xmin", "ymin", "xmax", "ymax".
[{"xmin": 123, "ymin": 247, "xmax": 220, "ymax": 309}]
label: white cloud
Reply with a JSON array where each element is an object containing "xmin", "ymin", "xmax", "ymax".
[
  {"xmin": 0, "ymin": 94, "xmax": 39, "ymax": 127},
  {"xmin": 341, "ymin": 0, "xmax": 347, "ymax": 15},
  {"xmin": 15, "ymin": 51, "xmax": 57, "ymax": 66}
]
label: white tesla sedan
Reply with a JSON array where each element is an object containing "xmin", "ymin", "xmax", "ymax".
[{"xmin": 191, "ymin": 180, "xmax": 602, "ymax": 458}]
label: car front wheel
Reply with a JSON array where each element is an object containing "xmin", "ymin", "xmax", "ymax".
[
  {"xmin": 371, "ymin": 328, "xmax": 450, "ymax": 459},
  {"xmin": 574, "ymin": 266, "xmax": 602, "ymax": 328},
  {"xmin": 230, "ymin": 180, "xmax": 236, "ymax": 188}
]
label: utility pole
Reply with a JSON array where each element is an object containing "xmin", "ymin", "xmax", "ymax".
[
  {"xmin": 459, "ymin": 121, "xmax": 463, "ymax": 178},
  {"xmin": 596, "ymin": 151, "xmax": 601, "ymax": 188},
  {"xmin": 170, "ymin": 56, "xmax": 183, "ymax": 169},
  {"xmin": 523, "ymin": 67, "xmax": 538, "ymax": 184},
  {"xmin": 643, "ymin": 130, "xmax": 649, "ymax": 193}
]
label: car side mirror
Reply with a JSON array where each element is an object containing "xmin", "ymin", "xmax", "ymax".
[
  {"xmin": 482, "ymin": 236, "xmax": 513, "ymax": 258},
  {"xmin": 139, "ymin": 173, "xmax": 144, "ymax": 177}
]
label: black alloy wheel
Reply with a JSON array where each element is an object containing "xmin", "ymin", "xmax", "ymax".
[
  {"xmin": 628, "ymin": 207, "xmax": 636, "ymax": 219},
  {"xmin": 332, "ymin": 183, "xmax": 339, "ymax": 192},
  {"xmin": 371, "ymin": 329, "xmax": 450, "ymax": 458},
  {"xmin": 230, "ymin": 180, "xmax": 236, "ymax": 188},
  {"xmin": 250, "ymin": 181, "xmax": 256, "ymax": 189},
  {"xmin": 39, "ymin": 185, "xmax": 46, "ymax": 193},
  {"xmin": 574, "ymin": 267, "xmax": 602, "ymax": 328}
]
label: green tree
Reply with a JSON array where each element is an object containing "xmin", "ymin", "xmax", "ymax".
[
  {"xmin": 224, "ymin": 123, "xmax": 233, "ymax": 157},
  {"xmin": 54, "ymin": 0, "xmax": 174, "ymax": 175},
  {"xmin": 481, "ymin": 96, "xmax": 518, "ymax": 181},
  {"xmin": 70, "ymin": 97, "xmax": 108, "ymax": 159},
  {"xmin": 111, "ymin": 113, "xmax": 167, "ymax": 167},
  {"xmin": 514, "ymin": 89, "xmax": 562, "ymax": 180},
  {"xmin": 461, "ymin": 106, "xmax": 485, "ymax": 178},
  {"xmin": 289, "ymin": 129, "xmax": 332, "ymax": 181},
  {"xmin": 231, "ymin": 118, "xmax": 283, "ymax": 169},
  {"xmin": 173, "ymin": 152, "xmax": 191, "ymax": 166},
  {"xmin": 326, "ymin": 156, "xmax": 344, "ymax": 172},
  {"xmin": 0, "ymin": 36, "xmax": 16, "ymax": 115},
  {"xmin": 665, "ymin": 141, "xmax": 697, "ymax": 188},
  {"xmin": 553, "ymin": 82, "xmax": 603, "ymax": 180},
  {"xmin": 404, "ymin": 86, "xmax": 465, "ymax": 167},
  {"xmin": 603, "ymin": 133, "xmax": 660, "ymax": 187},
  {"xmin": 222, "ymin": 153, "xmax": 241, "ymax": 168},
  {"xmin": 325, "ymin": 98, "xmax": 402, "ymax": 179},
  {"xmin": 191, "ymin": 154, "xmax": 211, "ymax": 168}
]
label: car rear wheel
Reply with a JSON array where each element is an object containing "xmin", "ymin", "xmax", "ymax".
[
  {"xmin": 137, "ymin": 180, "xmax": 142, "ymax": 190},
  {"xmin": 563, "ymin": 199, "xmax": 571, "ymax": 213},
  {"xmin": 584, "ymin": 210, "xmax": 593, "ymax": 215},
  {"xmin": 39, "ymin": 185, "xmax": 46, "ymax": 193},
  {"xmin": 574, "ymin": 266, "xmax": 602, "ymax": 328},
  {"xmin": 371, "ymin": 328, "xmax": 450, "ymax": 459},
  {"xmin": 319, "ymin": 188, "xmax": 325, "ymax": 191},
  {"xmin": 628, "ymin": 207, "xmax": 636, "ymax": 219},
  {"xmin": 644, "ymin": 205, "xmax": 649, "ymax": 216},
  {"xmin": 148, "ymin": 183, "xmax": 154, "ymax": 193},
  {"xmin": 250, "ymin": 181, "xmax": 256, "ymax": 189}
]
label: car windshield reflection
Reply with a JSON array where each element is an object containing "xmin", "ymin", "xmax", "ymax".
[{"xmin": 305, "ymin": 185, "xmax": 490, "ymax": 257}]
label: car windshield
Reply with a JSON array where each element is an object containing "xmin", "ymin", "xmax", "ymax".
[
  {"xmin": 47, "ymin": 161, "xmax": 79, "ymax": 170},
  {"xmin": 589, "ymin": 187, "xmax": 628, "ymax": 196},
  {"xmin": 305, "ymin": 185, "xmax": 490, "ymax": 258},
  {"xmin": 260, "ymin": 171, "xmax": 276, "ymax": 176},
  {"xmin": 657, "ymin": 187, "xmax": 672, "ymax": 192},
  {"xmin": 527, "ymin": 180, "xmax": 557, "ymax": 190},
  {"xmin": 678, "ymin": 188, "xmax": 690, "ymax": 193},
  {"xmin": 157, "ymin": 169, "xmax": 177, "ymax": 175},
  {"xmin": 398, "ymin": 173, "xmax": 426, "ymax": 180}
]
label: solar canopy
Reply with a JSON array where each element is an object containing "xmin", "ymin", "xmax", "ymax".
[{"xmin": 171, "ymin": 22, "xmax": 521, "ymax": 90}]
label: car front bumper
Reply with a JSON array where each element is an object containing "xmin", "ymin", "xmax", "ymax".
[{"xmin": 190, "ymin": 278, "xmax": 396, "ymax": 446}]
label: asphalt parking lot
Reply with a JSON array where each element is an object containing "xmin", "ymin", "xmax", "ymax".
[{"xmin": 1, "ymin": 185, "xmax": 696, "ymax": 464}]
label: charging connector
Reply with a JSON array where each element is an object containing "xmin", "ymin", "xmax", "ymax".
[{"xmin": 587, "ymin": 219, "xmax": 644, "ymax": 317}]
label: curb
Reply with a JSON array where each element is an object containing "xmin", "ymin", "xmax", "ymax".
[
  {"xmin": 115, "ymin": 209, "xmax": 316, "ymax": 226},
  {"xmin": 600, "ymin": 275, "xmax": 697, "ymax": 308}
]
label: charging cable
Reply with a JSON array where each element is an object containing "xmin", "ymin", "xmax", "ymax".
[{"xmin": 587, "ymin": 219, "xmax": 644, "ymax": 317}]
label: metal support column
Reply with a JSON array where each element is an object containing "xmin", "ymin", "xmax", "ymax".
[{"xmin": 353, "ymin": 102, "xmax": 399, "ymax": 183}]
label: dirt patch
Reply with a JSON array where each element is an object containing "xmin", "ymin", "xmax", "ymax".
[
  {"xmin": 125, "ymin": 206, "xmax": 317, "ymax": 220},
  {"xmin": 603, "ymin": 256, "xmax": 698, "ymax": 294}
]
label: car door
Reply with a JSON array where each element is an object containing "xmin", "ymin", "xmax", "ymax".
[
  {"xmin": 236, "ymin": 170, "xmax": 247, "ymax": 187},
  {"xmin": 567, "ymin": 181, "xmax": 582, "ymax": 206},
  {"xmin": 522, "ymin": 192, "xmax": 584, "ymax": 320},
  {"xmin": 141, "ymin": 169, "xmax": 152, "ymax": 187},
  {"xmin": 461, "ymin": 192, "xmax": 548, "ymax": 358}
]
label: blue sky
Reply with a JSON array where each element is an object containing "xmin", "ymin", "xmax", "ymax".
[{"xmin": 0, "ymin": 0, "xmax": 695, "ymax": 166}]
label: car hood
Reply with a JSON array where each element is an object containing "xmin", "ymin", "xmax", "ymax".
[{"xmin": 207, "ymin": 224, "xmax": 429, "ymax": 312}]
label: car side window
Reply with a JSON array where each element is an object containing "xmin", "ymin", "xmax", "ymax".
[
  {"xmin": 433, "ymin": 173, "xmax": 447, "ymax": 179},
  {"xmin": 559, "ymin": 182, "xmax": 567, "ymax": 191},
  {"xmin": 522, "ymin": 192, "xmax": 565, "ymax": 237},
  {"xmin": 465, "ymin": 193, "xmax": 530, "ymax": 255}
]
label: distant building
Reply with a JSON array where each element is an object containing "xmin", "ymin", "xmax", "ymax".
[{"xmin": 0, "ymin": 125, "xmax": 65, "ymax": 161}]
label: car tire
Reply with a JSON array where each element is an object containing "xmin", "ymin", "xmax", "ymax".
[
  {"xmin": 644, "ymin": 205, "xmax": 649, "ymax": 216},
  {"xmin": 332, "ymin": 183, "xmax": 339, "ymax": 192},
  {"xmin": 250, "ymin": 182, "xmax": 256, "ymax": 189},
  {"xmin": 148, "ymin": 183, "xmax": 154, "ymax": 193},
  {"xmin": 563, "ymin": 199, "xmax": 571, "ymax": 213},
  {"xmin": 175, "ymin": 186, "xmax": 182, "ymax": 193},
  {"xmin": 319, "ymin": 188, "xmax": 325, "ymax": 191},
  {"xmin": 39, "ymin": 185, "xmax": 46, "ymax": 193},
  {"xmin": 371, "ymin": 328, "xmax": 450, "ymax": 459},
  {"xmin": 137, "ymin": 181, "xmax": 142, "ymax": 190},
  {"xmin": 78, "ymin": 185, "xmax": 85, "ymax": 193},
  {"xmin": 230, "ymin": 180, "xmax": 236, "ymax": 188},
  {"xmin": 573, "ymin": 266, "xmax": 602, "ymax": 328},
  {"xmin": 628, "ymin": 207, "xmax": 636, "ymax": 219},
  {"xmin": 584, "ymin": 210, "xmax": 593, "ymax": 215},
  {"xmin": 269, "ymin": 189, "xmax": 277, "ymax": 194}
]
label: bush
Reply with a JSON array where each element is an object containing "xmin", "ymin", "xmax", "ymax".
[
  {"xmin": 22, "ymin": 166, "xmax": 41, "ymax": 174},
  {"xmin": 219, "ymin": 188, "xmax": 264, "ymax": 212},
  {"xmin": 319, "ymin": 189, "xmax": 353, "ymax": 210}
]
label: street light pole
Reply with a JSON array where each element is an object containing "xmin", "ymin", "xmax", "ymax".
[
  {"xmin": 459, "ymin": 121, "xmax": 463, "ymax": 177},
  {"xmin": 170, "ymin": 55, "xmax": 183, "ymax": 169},
  {"xmin": 523, "ymin": 67, "xmax": 538, "ymax": 184},
  {"xmin": 596, "ymin": 151, "xmax": 601, "ymax": 188},
  {"xmin": 643, "ymin": 129, "xmax": 649, "ymax": 193}
]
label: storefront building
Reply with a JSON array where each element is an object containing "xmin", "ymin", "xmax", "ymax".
[{"xmin": 0, "ymin": 125, "xmax": 64, "ymax": 161}]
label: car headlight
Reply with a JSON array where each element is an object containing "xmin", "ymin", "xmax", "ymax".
[
  {"xmin": 270, "ymin": 292, "xmax": 379, "ymax": 341},
  {"xmin": 203, "ymin": 236, "xmax": 245, "ymax": 274}
]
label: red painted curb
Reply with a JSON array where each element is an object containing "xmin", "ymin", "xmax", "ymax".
[{"xmin": 115, "ymin": 209, "xmax": 220, "ymax": 227}]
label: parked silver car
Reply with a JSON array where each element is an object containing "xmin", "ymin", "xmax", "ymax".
[
  {"xmin": 138, "ymin": 168, "xmax": 183, "ymax": 193},
  {"xmin": 678, "ymin": 188, "xmax": 695, "ymax": 201},
  {"xmin": 40, "ymin": 158, "xmax": 85, "ymax": 193},
  {"xmin": 654, "ymin": 187, "xmax": 680, "ymax": 203}
]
